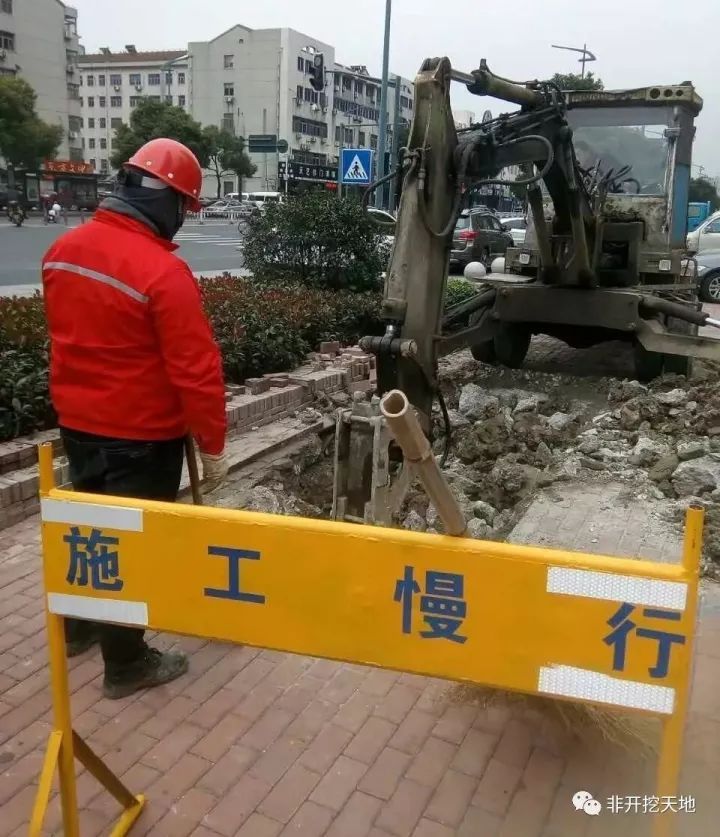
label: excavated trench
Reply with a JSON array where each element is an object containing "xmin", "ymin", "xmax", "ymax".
[{"xmin": 220, "ymin": 341, "xmax": 720, "ymax": 576}]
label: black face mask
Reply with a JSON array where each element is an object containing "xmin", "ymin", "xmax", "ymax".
[{"xmin": 111, "ymin": 168, "xmax": 186, "ymax": 241}]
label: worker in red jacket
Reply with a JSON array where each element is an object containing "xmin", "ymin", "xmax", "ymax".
[{"xmin": 42, "ymin": 138, "xmax": 228, "ymax": 699}]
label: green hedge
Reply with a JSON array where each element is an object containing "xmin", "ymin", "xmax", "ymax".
[{"xmin": 0, "ymin": 275, "xmax": 477, "ymax": 442}]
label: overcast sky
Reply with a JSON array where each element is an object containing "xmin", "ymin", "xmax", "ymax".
[{"xmin": 71, "ymin": 0, "xmax": 720, "ymax": 177}]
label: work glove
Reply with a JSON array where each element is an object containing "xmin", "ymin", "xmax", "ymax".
[{"xmin": 200, "ymin": 450, "xmax": 229, "ymax": 494}]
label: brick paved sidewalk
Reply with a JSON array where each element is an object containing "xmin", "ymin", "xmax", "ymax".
[{"xmin": 1, "ymin": 511, "xmax": 718, "ymax": 837}]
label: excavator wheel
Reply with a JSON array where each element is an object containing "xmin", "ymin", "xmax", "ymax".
[
  {"xmin": 663, "ymin": 316, "xmax": 696, "ymax": 378},
  {"xmin": 494, "ymin": 324, "xmax": 531, "ymax": 369},
  {"xmin": 468, "ymin": 308, "xmax": 497, "ymax": 364},
  {"xmin": 633, "ymin": 340, "xmax": 664, "ymax": 382}
]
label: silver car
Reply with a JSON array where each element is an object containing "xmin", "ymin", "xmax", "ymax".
[{"xmin": 695, "ymin": 250, "xmax": 720, "ymax": 302}]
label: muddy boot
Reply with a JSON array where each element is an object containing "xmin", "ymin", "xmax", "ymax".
[{"xmin": 103, "ymin": 647, "xmax": 189, "ymax": 700}]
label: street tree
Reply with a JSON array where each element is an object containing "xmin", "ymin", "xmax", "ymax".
[
  {"xmin": 201, "ymin": 126, "xmax": 256, "ymax": 198},
  {"xmin": 689, "ymin": 176, "xmax": 720, "ymax": 211},
  {"xmin": 550, "ymin": 71, "xmax": 603, "ymax": 91},
  {"xmin": 110, "ymin": 100, "xmax": 208, "ymax": 169},
  {"xmin": 0, "ymin": 77, "xmax": 64, "ymax": 170}
]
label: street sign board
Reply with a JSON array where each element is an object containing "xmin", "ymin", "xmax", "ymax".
[
  {"xmin": 279, "ymin": 160, "xmax": 338, "ymax": 184},
  {"xmin": 341, "ymin": 148, "xmax": 373, "ymax": 185},
  {"xmin": 248, "ymin": 134, "xmax": 285, "ymax": 153}
]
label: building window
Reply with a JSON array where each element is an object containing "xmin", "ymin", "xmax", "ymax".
[
  {"xmin": 129, "ymin": 96, "xmax": 141, "ymax": 107},
  {"xmin": 297, "ymin": 56, "xmax": 304, "ymax": 72},
  {"xmin": 305, "ymin": 59, "xmax": 313, "ymax": 74},
  {"xmin": 88, "ymin": 117, "xmax": 95, "ymax": 128},
  {"xmin": 335, "ymin": 125, "xmax": 342, "ymax": 143},
  {"xmin": 222, "ymin": 114, "xmax": 234, "ymax": 133},
  {"xmin": 165, "ymin": 95, "xmax": 172, "ymax": 105},
  {"xmin": 148, "ymin": 95, "xmax": 161, "ymax": 103},
  {"xmin": 178, "ymin": 72, "xmax": 185, "ymax": 84},
  {"xmin": 99, "ymin": 117, "xmax": 106, "ymax": 128},
  {"xmin": 87, "ymin": 96, "xmax": 94, "ymax": 107},
  {"xmin": 355, "ymin": 82, "xmax": 364, "ymax": 97},
  {"xmin": 1, "ymin": 1, "xmax": 13, "ymax": 13},
  {"xmin": 148, "ymin": 73, "xmax": 160, "ymax": 86},
  {"xmin": 165, "ymin": 71, "xmax": 172, "ymax": 85},
  {"xmin": 109, "ymin": 73, "xmax": 122, "ymax": 86},
  {"xmin": 100, "ymin": 159, "xmax": 108, "ymax": 172},
  {"xmin": 359, "ymin": 131, "xmax": 366, "ymax": 147},
  {"xmin": 89, "ymin": 158, "xmax": 96, "ymax": 169},
  {"xmin": 178, "ymin": 95, "xmax": 186, "ymax": 107},
  {"xmin": 67, "ymin": 83, "xmax": 80, "ymax": 99},
  {"xmin": 303, "ymin": 87, "xmax": 312, "ymax": 102},
  {"xmin": 86, "ymin": 75, "xmax": 94, "ymax": 87},
  {"xmin": 78, "ymin": 96, "xmax": 83, "ymax": 106},
  {"xmin": 0, "ymin": 30, "xmax": 15, "ymax": 51},
  {"xmin": 99, "ymin": 96, "xmax": 106, "ymax": 107},
  {"xmin": 343, "ymin": 127, "xmax": 353, "ymax": 144},
  {"xmin": 100, "ymin": 138, "xmax": 107, "ymax": 149},
  {"xmin": 223, "ymin": 54, "xmax": 234, "ymax": 69},
  {"xmin": 111, "ymin": 117, "xmax": 122, "ymax": 128},
  {"xmin": 110, "ymin": 96, "xmax": 121, "ymax": 107},
  {"xmin": 98, "ymin": 74, "xmax": 105, "ymax": 86},
  {"xmin": 342, "ymin": 77, "xmax": 351, "ymax": 91},
  {"xmin": 88, "ymin": 138, "xmax": 96, "ymax": 149},
  {"xmin": 129, "ymin": 73, "xmax": 141, "ymax": 86},
  {"xmin": 223, "ymin": 82, "xmax": 234, "ymax": 97},
  {"xmin": 296, "ymin": 84, "xmax": 303, "ymax": 101},
  {"xmin": 291, "ymin": 116, "xmax": 328, "ymax": 139},
  {"xmin": 370, "ymin": 134, "xmax": 378, "ymax": 150}
]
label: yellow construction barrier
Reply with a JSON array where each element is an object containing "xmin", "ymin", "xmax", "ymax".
[{"xmin": 31, "ymin": 442, "xmax": 702, "ymax": 836}]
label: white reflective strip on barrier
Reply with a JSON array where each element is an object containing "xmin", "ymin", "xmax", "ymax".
[
  {"xmin": 48, "ymin": 593, "xmax": 148, "ymax": 626},
  {"xmin": 546, "ymin": 567, "xmax": 687, "ymax": 611},
  {"xmin": 538, "ymin": 664, "xmax": 675, "ymax": 714},
  {"xmin": 41, "ymin": 499, "xmax": 144, "ymax": 532}
]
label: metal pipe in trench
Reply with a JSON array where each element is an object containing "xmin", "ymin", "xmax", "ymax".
[{"xmin": 380, "ymin": 389, "xmax": 468, "ymax": 536}]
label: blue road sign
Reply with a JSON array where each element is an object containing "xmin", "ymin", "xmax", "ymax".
[{"xmin": 341, "ymin": 148, "xmax": 373, "ymax": 185}]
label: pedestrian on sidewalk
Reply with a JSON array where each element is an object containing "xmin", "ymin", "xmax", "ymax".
[{"xmin": 42, "ymin": 138, "xmax": 229, "ymax": 699}]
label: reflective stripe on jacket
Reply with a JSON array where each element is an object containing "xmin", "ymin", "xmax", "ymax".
[{"xmin": 42, "ymin": 208, "xmax": 227, "ymax": 454}]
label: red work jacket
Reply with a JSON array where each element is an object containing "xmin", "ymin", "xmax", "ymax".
[{"xmin": 42, "ymin": 209, "xmax": 227, "ymax": 454}]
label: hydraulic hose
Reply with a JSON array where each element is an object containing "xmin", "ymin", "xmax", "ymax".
[{"xmin": 639, "ymin": 296, "xmax": 708, "ymax": 327}]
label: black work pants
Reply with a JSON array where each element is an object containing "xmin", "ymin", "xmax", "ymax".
[{"xmin": 60, "ymin": 428, "xmax": 184, "ymax": 666}]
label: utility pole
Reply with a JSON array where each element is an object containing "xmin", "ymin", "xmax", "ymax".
[{"xmin": 375, "ymin": 0, "xmax": 392, "ymax": 209}]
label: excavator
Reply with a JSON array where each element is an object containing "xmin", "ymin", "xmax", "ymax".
[{"xmin": 332, "ymin": 57, "xmax": 720, "ymax": 527}]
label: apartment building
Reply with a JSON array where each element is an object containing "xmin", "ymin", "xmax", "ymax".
[
  {"xmin": 0, "ymin": 0, "xmax": 82, "ymax": 160},
  {"xmin": 77, "ymin": 47, "xmax": 188, "ymax": 176},
  {"xmin": 189, "ymin": 25, "xmax": 414, "ymax": 195}
]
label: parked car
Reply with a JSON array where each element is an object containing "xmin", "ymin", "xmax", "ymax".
[
  {"xmin": 367, "ymin": 207, "xmax": 396, "ymax": 248},
  {"xmin": 501, "ymin": 216, "xmax": 527, "ymax": 247},
  {"xmin": 694, "ymin": 250, "xmax": 720, "ymax": 302},
  {"xmin": 204, "ymin": 199, "xmax": 243, "ymax": 217},
  {"xmin": 687, "ymin": 211, "xmax": 720, "ymax": 253},
  {"xmin": 450, "ymin": 209, "xmax": 514, "ymax": 269},
  {"xmin": 248, "ymin": 191, "xmax": 282, "ymax": 209}
]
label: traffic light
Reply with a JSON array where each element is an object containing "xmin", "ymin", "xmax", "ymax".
[{"xmin": 309, "ymin": 52, "xmax": 325, "ymax": 92}]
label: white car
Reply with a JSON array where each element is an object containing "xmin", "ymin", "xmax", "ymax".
[
  {"xmin": 687, "ymin": 211, "xmax": 720, "ymax": 253},
  {"xmin": 367, "ymin": 207, "xmax": 396, "ymax": 247},
  {"xmin": 502, "ymin": 216, "xmax": 527, "ymax": 246}
]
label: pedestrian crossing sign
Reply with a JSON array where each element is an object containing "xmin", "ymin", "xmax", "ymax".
[{"xmin": 341, "ymin": 148, "xmax": 373, "ymax": 185}]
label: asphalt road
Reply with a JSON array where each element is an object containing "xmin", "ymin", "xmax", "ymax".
[{"xmin": 0, "ymin": 218, "xmax": 248, "ymax": 296}]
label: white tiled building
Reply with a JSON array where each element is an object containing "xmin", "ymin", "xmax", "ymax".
[
  {"xmin": 189, "ymin": 25, "xmax": 414, "ymax": 195},
  {"xmin": 77, "ymin": 48, "xmax": 189, "ymax": 176},
  {"xmin": 0, "ymin": 0, "xmax": 83, "ymax": 160}
]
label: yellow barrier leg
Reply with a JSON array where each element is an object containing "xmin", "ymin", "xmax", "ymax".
[
  {"xmin": 28, "ymin": 730, "xmax": 63, "ymax": 836},
  {"xmin": 47, "ymin": 612, "xmax": 81, "ymax": 837},
  {"xmin": 652, "ymin": 506, "xmax": 704, "ymax": 837}
]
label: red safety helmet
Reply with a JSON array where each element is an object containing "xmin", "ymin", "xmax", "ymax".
[{"xmin": 125, "ymin": 138, "xmax": 202, "ymax": 211}]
